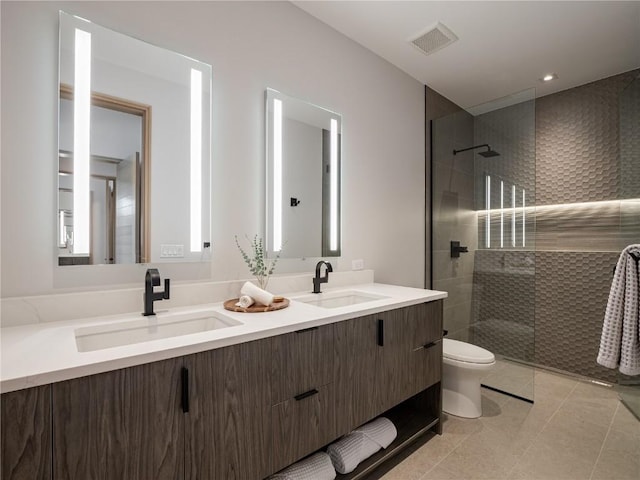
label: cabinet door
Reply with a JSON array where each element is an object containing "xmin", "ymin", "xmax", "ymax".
[
  {"xmin": 52, "ymin": 358, "xmax": 184, "ymax": 480},
  {"xmin": 334, "ymin": 314, "xmax": 379, "ymax": 434},
  {"xmin": 186, "ymin": 338, "xmax": 272, "ymax": 480},
  {"xmin": 1, "ymin": 385, "xmax": 51, "ymax": 480},
  {"xmin": 271, "ymin": 324, "xmax": 334, "ymax": 404},
  {"xmin": 375, "ymin": 307, "xmax": 416, "ymax": 413}
]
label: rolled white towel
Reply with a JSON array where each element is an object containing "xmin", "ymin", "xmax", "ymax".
[
  {"xmin": 268, "ymin": 452, "xmax": 336, "ymax": 480},
  {"xmin": 235, "ymin": 295, "xmax": 255, "ymax": 308},
  {"xmin": 327, "ymin": 417, "xmax": 397, "ymax": 474},
  {"xmin": 327, "ymin": 432, "xmax": 379, "ymax": 474},
  {"xmin": 353, "ymin": 416, "xmax": 397, "ymax": 449},
  {"xmin": 240, "ymin": 281, "xmax": 275, "ymax": 306}
]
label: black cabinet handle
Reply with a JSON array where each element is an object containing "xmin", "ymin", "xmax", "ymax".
[
  {"xmin": 423, "ymin": 340, "xmax": 439, "ymax": 349},
  {"xmin": 295, "ymin": 326, "xmax": 319, "ymax": 334},
  {"xmin": 294, "ymin": 388, "xmax": 319, "ymax": 401},
  {"xmin": 181, "ymin": 367, "xmax": 190, "ymax": 413},
  {"xmin": 377, "ymin": 319, "xmax": 384, "ymax": 346}
]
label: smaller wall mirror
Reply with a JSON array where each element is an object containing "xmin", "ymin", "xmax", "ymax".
[
  {"xmin": 265, "ymin": 89, "xmax": 342, "ymax": 258},
  {"xmin": 58, "ymin": 12, "xmax": 211, "ymax": 266}
]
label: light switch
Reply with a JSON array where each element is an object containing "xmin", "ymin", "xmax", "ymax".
[{"xmin": 160, "ymin": 244, "xmax": 185, "ymax": 258}]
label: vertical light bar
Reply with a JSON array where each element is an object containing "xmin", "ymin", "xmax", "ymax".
[
  {"xmin": 190, "ymin": 69, "xmax": 202, "ymax": 252},
  {"xmin": 522, "ymin": 189, "xmax": 526, "ymax": 247},
  {"xmin": 273, "ymin": 98, "xmax": 283, "ymax": 251},
  {"xmin": 329, "ymin": 118, "xmax": 338, "ymax": 251},
  {"xmin": 511, "ymin": 185, "xmax": 516, "ymax": 247},
  {"xmin": 73, "ymin": 28, "xmax": 91, "ymax": 255},
  {"xmin": 485, "ymin": 175, "xmax": 491, "ymax": 248},
  {"xmin": 500, "ymin": 180, "xmax": 504, "ymax": 248},
  {"xmin": 59, "ymin": 211, "xmax": 66, "ymax": 246}
]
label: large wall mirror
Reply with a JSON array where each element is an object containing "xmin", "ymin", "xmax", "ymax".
[
  {"xmin": 265, "ymin": 89, "xmax": 342, "ymax": 258},
  {"xmin": 58, "ymin": 12, "xmax": 211, "ymax": 266}
]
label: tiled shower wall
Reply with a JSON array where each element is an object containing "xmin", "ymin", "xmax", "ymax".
[{"xmin": 470, "ymin": 70, "xmax": 640, "ymax": 383}]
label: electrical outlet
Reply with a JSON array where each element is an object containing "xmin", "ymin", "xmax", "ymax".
[{"xmin": 352, "ymin": 259, "xmax": 364, "ymax": 271}]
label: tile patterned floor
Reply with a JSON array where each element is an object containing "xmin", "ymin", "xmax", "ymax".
[{"xmin": 378, "ymin": 368, "xmax": 640, "ymax": 480}]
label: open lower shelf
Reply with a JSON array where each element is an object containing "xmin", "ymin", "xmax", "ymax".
[{"xmin": 336, "ymin": 397, "xmax": 440, "ymax": 480}]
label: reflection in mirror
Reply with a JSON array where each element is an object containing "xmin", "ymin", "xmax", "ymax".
[
  {"xmin": 265, "ymin": 89, "xmax": 342, "ymax": 258},
  {"xmin": 58, "ymin": 12, "xmax": 211, "ymax": 266}
]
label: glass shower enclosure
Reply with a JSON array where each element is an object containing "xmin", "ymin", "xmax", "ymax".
[
  {"xmin": 618, "ymin": 75, "xmax": 640, "ymax": 419},
  {"xmin": 431, "ymin": 89, "xmax": 536, "ymax": 403}
]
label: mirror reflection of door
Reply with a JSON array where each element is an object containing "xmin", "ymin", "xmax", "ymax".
[{"xmin": 58, "ymin": 85, "xmax": 150, "ymax": 265}]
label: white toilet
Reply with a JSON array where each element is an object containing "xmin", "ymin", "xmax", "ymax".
[{"xmin": 442, "ymin": 338, "xmax": 496, "ymax": 418}]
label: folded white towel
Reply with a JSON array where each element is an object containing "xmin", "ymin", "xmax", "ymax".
[
  {"xmin": 241, "ymin": 281, "xmax": 275, "ymax": 306},
  {"xmin": 235, "ymin": 295, "xmax": 255, "ymax": 308},
  {"xmin": 327, "ymin": 417, "xmax": 397, "ymax": 474},
  {"xmin": 268, "ymin": 452, "xmax": 336, "ymax": 480}
]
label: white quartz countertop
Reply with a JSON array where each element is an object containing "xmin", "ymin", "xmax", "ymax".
[{"xmin": 1, "ymin": 283, "xmax": 446, "ymax": 394}]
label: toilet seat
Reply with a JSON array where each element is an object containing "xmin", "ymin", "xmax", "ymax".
[{"xmin": 443, "ymin": 338, "xmax": 495, "ymax": 364}]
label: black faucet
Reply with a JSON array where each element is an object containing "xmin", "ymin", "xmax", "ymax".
[
  {"xmin": 313, "ymin": 261, "xmax": 333, "ymax": 294},
  {"xmin": 143, "ymin": 268, "xmax": 170, "ymax": 316}
]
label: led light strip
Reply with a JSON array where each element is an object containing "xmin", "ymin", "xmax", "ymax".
[
  {"xmin": 512, "ymin": 185, "xmax": 516, "ymax": 248},
  {"xmin": 73, "ymin": 28, "xmax": 91, "ymax": 255},
  {"xmin": 273, "ymin": 98, "xmax": 283, "ymax": 252},
  {"xmin": 329, "ymin": 118, "xmax": 338, "ymax": 251},
  {"xmin": 190, "ymin": 69, "xmax": 203, "ymax": 252},
  {"xmin": 485, "ymin": 175, "xmax": 491, "ymax": 248}
]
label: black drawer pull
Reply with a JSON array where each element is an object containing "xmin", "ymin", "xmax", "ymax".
[
  {"xmin": 181, "ymin": 367, "xmax": 190, "ymax": 413},
  {"xmin": 423, "ymin": 340, "xmax": 439, "ymax": 349},
  {"xmin": 294, "ymin": 388, "xmax": 319, "ymax": 401},
  {"xmin": 377, "ymin": 319, "xmax": 384, "ymax": 346},
  {"xmin": 295, "ymin": 326, "xmax": 319, "ymax": 334}
]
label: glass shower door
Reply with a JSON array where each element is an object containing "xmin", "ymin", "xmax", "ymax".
[
  {"xmin": 617, "ymin": 75, "xmax": 640, "ymax": 419},
  {"xmin": 431, "ymin": 89, "xmax": 536, "ymax": 403}
]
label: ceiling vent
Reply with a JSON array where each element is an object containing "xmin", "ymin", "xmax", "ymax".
[{"xmin": 410, "ymin": 22, "xmax": 458, "ymax": 56}]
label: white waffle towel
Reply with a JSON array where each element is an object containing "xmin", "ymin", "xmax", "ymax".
[
  {"xmin": 597, "ymin": 244, "xmax": 640, "ymax": 375},
  {"xmin": 235, "ymin": 295, "xmax": 255, "ymax": 308},
  {"xmin": 240, "ymin": 281, "xmax": 274, "ymax": 306},
  {"xmin": 327, "ymin": 417, "xmax": 397, "ymax": 474},
  {"xmin": 268, "ymin": 452, "xmax": 336, "ymax": 480}
]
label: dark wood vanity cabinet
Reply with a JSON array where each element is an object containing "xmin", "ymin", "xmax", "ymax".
[
  {"xmin": 52, "ymin": 357, "xmax": 184, "ymax": 480},
  {"xmin": 1, "ymin": 300, "xmax": 443, "ymax": 480},
  {"xmin": 271, "ymin": 324, "xmax": 336, "ymax": 471},
  {"xmin": 49, "ymin": 339, "xmax": 272, "ymax": 480},
  {"xmin": 1, "ymin": 385, "xmax": 52, "ymax": 480},
  {"xmin": 335, "ymin": 301, "xmax": 443, "ymax": 436},
  {"xmin": 185, "ymin": 338, "xmax": 272, "ymax": 480}
]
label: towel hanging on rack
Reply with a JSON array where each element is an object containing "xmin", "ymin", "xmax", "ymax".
[{"xmin": 597, "ymin": 244, "xmax": 640, "ymax": 376}]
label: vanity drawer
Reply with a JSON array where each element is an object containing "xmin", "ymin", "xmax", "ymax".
[
  {"xmin": 271, "ymin": 383, "xmax": 336, "ymax": 473},
  {"xmin": 409, "ymin": 301, "xmax": 443, "ymax": 350},
  {"xmin": 413, "ymin": 340, "xmax": 442, "ymax": 394},
  {"xmin": 271, "ymin": 324, "xmax": 334, "ymax": 404}
]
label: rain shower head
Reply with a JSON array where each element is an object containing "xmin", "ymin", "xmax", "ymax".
[{"xmin": 453, "ymin": 144, "xmax": 500, "ymax": 158}]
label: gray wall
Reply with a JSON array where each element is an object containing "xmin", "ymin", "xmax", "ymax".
[
  {"xmin": 1, "ymin": 1, "xmax": 426, "ymax": 297},
  {"xmin": 470, "ymin": 70, "xmax": 640, "ymax": 383}
]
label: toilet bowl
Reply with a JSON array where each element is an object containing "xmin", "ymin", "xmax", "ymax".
[{"xmin": 442, "ymin": 338, "xmax": 495, "ymax": 418}]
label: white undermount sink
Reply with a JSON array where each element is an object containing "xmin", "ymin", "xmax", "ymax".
[
  {"xmin": 293, "ymin": 290, "xmax": 389, "ymax": 309},
  {"xmin": 75, "ymin": 310, "xmax": 242, "ymax": 352}
]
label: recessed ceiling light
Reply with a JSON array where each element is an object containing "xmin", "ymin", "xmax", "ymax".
[{"xmin": 541, "ymin": 73, "xmax": 558, "ymax": 82}]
